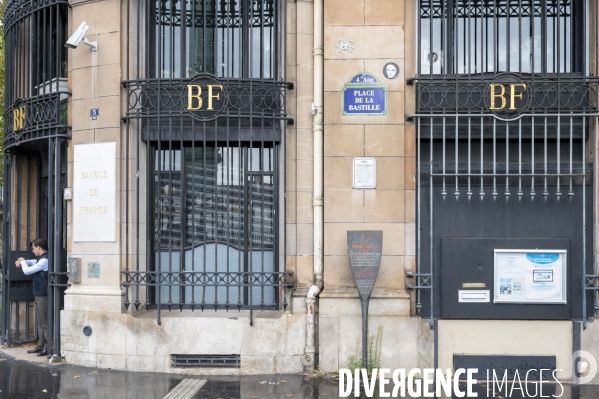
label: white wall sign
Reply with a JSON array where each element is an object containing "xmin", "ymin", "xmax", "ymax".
[
  {"xmin": 74, "ymin": 142, "xmax": 117, "ymax": 242},
  {"xmin": 493, "ymin": 249, "xmax": 567, "ymax": 304},
  {"xmin": 353, "ymin": 158, "xmax": 376, "ymax": 189}
]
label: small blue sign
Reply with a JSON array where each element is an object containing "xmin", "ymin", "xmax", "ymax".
[
  {"xmin": 526, "ymin": 253, "xmax": 560, "ymax": 264},
  {"xmin": 342, "ymin": 73, "xmax": 387, "ymax": 116},
  {"xmin": 90, "ymin": 108, "xmax": 100, "ymax": 120}
]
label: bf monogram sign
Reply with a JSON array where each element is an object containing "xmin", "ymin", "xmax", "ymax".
[
  {"xmin": 184, "ymin": 75, "xmax": 227, "ymax": 121},
  {"xmin": 489, "ymin": 83, "xmax": 527, "ymax": 111},
  {"xmin": 13, "ymin": 106, "xmax": 26, "ymax": 131},
  {"xmin": 485, "ymin": 74, "xmax": 530, "ymax": 119}
]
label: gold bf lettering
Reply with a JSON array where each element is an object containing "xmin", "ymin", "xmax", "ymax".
[
  {"xmin": 489, "ymin": 83, "xmax": 527, "ymax": 110},
  {"xmin": 13, "ymin": 106, "xmax": 26, "ymax": 131},
  {"xmin": 187, "ymin": 84, "xmax": 223, "ymax": 111}
]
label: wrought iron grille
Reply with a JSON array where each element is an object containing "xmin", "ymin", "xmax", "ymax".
[
  {"xmin": 122, "ymin": 78, "xmax": 291, "ymax": 126},
  {"xmin": 409, "ymin": 0, "xmax": 599, "ymax": 327},
  {"xmin": 150, "ymin": 0, "xmax": 277, "ymax": 79},
  {"xmin": 419, "ymin": 0, "xmax": 581, "ymax": 75},
  {"xmin": 3, "ymin": 0, "xmax": 70, "ymax": 149},
  {"xmin": 122, "ymin": 0, "xmax": 292, "ymax": 324}
]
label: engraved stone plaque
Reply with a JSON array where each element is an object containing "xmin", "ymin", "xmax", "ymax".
[
  {"xmin": 347, "ymin": 230, "xmax": 383, "ymax": 301},
  {"xmin": 74, "ymin": 142, "xmax": 117, "ymax": 242}
]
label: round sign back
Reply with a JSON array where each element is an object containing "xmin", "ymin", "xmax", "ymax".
[{"xmin": 184, "ymin": 74, "xmax": 227, "ymax": 121}]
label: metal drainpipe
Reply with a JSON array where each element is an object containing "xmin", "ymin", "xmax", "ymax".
[{"xmin": 303, "ymin": 0, "xmax": 324, "ymax": 374}]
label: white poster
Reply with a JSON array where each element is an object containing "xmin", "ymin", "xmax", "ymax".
[
  {"xmin": 494, "ymin": 250, "xmax": 567, "ymax": 304},
  {"xmin": 353, "ymin": 158, "xmax": 376, "ymax": 188},
  {"xmin": 73, "ymin": 142, "xmax": 117, "ymax": 242}
]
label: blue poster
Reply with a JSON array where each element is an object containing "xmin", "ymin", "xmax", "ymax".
[{"xmin": 342, "ymin": 73, "xmax": 387, "ymax": 116}]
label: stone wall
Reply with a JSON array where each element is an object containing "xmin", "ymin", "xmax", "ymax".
[{"xmin": 318, "ymin": 0, "xmax": 432, "ymax": 372}]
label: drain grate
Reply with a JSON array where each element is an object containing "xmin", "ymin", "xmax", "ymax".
[{"xmin": 171, "ymin": 354, "xmax": 241, "ymax": 368}]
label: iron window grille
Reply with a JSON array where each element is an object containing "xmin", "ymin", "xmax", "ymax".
[
  {"xmin": 3, "ymin": 0, "xmax": 70, "ymax": 149},
  {"xmin": 122, "ymin": 0, "xmax": 293, "ymax": 324},
  {"xmin": 409, "ymin": 0, "xmax": 599, "ymax": 327}
]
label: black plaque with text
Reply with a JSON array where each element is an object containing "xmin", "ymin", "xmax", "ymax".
[
  {"xmin": 347, "ymin": 230, "xmax": 383, "ymax": 371},
  {"xmin": 348, "ymin": 231, "xmax": 383, "ymax": 301}
]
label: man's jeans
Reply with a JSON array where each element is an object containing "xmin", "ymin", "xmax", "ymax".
[{"xmin": 34, "ymin": 295, "xmax": 48, "ymax": 350}]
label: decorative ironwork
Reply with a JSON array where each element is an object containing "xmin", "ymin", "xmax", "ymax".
[
  {"xmin": 156, "ymin": 0, "xmax": 274, "ymax": 28},
  {"xmin": 122, "ymin": 270, "xmax": 294, "ymax": 310},
  {"xmin": 420, "ymin": 0, "xmax": 571, "ymax": 19},
  {"xmin": 124, "ymin": 270, "xmax": 292, "ymax": 288},
  {"xmin": 4, "ymin": 93, "xmax": 70, "ymax": 149},
  {"xmin": 3, "ymin": 0, "xmax": 69, "ymax": 32},
  {"xmin": 123, "ymin": 78, "xmax": 291, "ymax": 121},
  {"xmin": 410, "ymin": 75, "xmax": 599, "ymax": 117}
]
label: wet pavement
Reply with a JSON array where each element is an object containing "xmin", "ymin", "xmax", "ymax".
[
  {"xmin": 1, "ymin": 350, "xmax": 599, "ymax": 399},
  {"xmin": 0, "ymin": 350, "xmax": 338, "ymax": 399}
]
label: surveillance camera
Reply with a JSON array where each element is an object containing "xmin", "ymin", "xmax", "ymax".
[
  {"xmin": 65, "ymin": 21, "xmax": 98, "ymax": 51},
  {"xmin": 65, "ymin": 22, "xmax": 89, "ymax": 49}
]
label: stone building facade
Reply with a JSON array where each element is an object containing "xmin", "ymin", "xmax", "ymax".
[{"xmin": 3, "ymin": 0, "xmax": 599, "ymax": 380}]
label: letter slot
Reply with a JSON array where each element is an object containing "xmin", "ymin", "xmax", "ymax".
[{"xmin": 458, "ymin": 290, "xmax": 490, "ymax": 303}]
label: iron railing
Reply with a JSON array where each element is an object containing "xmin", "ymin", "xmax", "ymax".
[{"xmin": 122, "ymin": 270, "xmax": 293, "ymax": 325}]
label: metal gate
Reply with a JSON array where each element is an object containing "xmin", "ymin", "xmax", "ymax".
[
  {"xmin": 2, "ymin": 0, "xmax": 70, "ymax": 357},
  {"xmin": 2, "ymin": 141, "xmax": 69, "ymax": 356},
  {"xmin": 408, "ymin": 0, "xmax": 599, "ymax": 329}
]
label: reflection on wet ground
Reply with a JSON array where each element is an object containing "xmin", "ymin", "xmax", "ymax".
[{"xmin": 1, "ymin": 351, "xmax": 599, "ymax": 399}]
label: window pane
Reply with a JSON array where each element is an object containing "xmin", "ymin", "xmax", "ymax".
[
  {"xmin": 419, "ymin": 0, "xmax": 573, "ymax": 75},
  {"xmin": 154, "ymin": 144, "xmax": 276, "ymax": 306},
  {"xmin": 153, "ymin": 0, "xmax": 276, "ymax": 79}
]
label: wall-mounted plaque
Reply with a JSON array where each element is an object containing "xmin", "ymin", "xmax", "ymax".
[
  {"xmin": 493, "ymin": 249, "xmax": 567, "ymax": 304},
  {"xmin": 347, "ymin": 231, "xmax": 383, "ymax": 301},
  {"xmin": 74, "ymin": 142, "xmax": 117, "ymax": 242},
  {"xmin": 353, "ymin": 158, "xmax": 376, "ymax": 188},
  {"xmin": 342, "ymin": 73, "xmax": 387, "ymax": 116}
]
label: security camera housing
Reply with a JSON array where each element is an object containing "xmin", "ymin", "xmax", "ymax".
[{"xmin": 65, "ymin": 21, "xmax": 89, "ymax": 49}]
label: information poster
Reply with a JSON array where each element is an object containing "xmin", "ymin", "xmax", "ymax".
[
  {"xmin": 493, "ymin": 250, "xmax": 567, "ymax": 304},
  {"xmin": 353, "ymin": 158, "xmax": 376, "ymax": 188}
]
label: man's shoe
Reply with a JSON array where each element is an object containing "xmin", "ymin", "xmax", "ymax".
[
  {"xmin": 37, "ymin": 350, "xmax": 48, "ymax": 357},
  {"xmin": 27, "ymin": 348, "xmax": 43, "ymax": 354}
]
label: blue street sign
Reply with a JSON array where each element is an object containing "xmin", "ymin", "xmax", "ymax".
[
  {"xmin": 342, "ymin": 73, "xmax": 387, "ymax": 116},
  {"xmin": 90, "ymin": 108, "xmax": 100, "ymax": 120}
]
